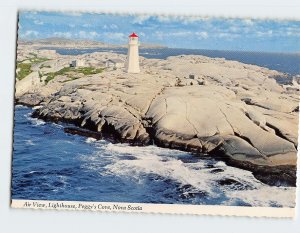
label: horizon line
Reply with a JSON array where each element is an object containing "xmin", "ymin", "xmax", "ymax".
[{"xmin": 18, "ymin": 37, "xmax": 300, "ymax": 55}]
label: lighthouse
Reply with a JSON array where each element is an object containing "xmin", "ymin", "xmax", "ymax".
[{"xmin": 126, "ymin": 32, "xmax": 140, "ymax": 73}]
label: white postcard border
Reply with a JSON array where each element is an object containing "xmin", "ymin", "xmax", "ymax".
[{"xmin": 11, "ymin": 199, "xmax": 295, "ymax": 218}]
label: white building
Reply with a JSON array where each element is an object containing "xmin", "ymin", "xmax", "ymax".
[
  {"xmin": 126, "ymin": 32, "xmax": 140, "ymax": 73},
  {"xmin": 105, "ymin": 59, "xmax": 124, "ymax": 69},
  {"xmin": 70, "ymin": 59, "xmax": 85, "ymax": 67}
]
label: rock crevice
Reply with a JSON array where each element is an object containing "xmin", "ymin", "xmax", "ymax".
[{"xmin": 15, "ymin": 52, "xmax": 299, "ymax": 187}]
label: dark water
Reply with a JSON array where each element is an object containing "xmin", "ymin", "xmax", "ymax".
[
  {"xmin": 45, "ymin": 47, "xmax": 300, "ymax": 75},
  {"xmin": 12, "ymin": 106, "xmax": 295, "ymax": 207}
]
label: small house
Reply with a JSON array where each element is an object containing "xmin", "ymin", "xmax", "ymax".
[{"xmin": 70, "ymin": 59, "xmax": 85, "ymax": 67}]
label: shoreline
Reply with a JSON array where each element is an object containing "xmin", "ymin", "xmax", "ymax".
[
  {"xmin": 14, "ymin": 47, "xmax": 299, "ymax": 188},
  {"xmin": 12, "ymin": 104, "xmax": 297, "ymax": 209},
  {"xmin": 16, "ymin": 103, "xmax": 297, "ymax": 187}
]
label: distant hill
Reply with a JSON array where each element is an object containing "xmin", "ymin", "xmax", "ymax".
[
  {"xmin": 18, "ymin": 37, "xmax": 167, "ymax": 49},
  {"xmin": 19, "ymin": 37, "xmax": 113, "ymax": 47}
]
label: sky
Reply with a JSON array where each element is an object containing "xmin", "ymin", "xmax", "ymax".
[{"xmin": 18, "ymin": 11, "xmax": 300, "ymax": 53}]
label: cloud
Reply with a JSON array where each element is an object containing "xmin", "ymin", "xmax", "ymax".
[
  {"xmin": 133, "ymin": 14, "xmax": 208, "ymax": 25},
  {"xmin": 89, "ymin": 31, "xmax": 99, "ymax": 37},
  {"xmin": 104, "ymin": 32, "xmax": 126, "ymax": 41},
  {"xmin": 71, "ymin": 31, "xmax": 101, "ymax": 39},
  {"xmin": 286, "ymin": 26, "xmax": 300, "ymax": 36},
  {"xmin": 156, "ymin": 15, "xmax": 209, "ymax": 24},
  {"xmin": 180, "ymin": 16, "xmax": 210, "ymax": 24},
  {"xmin": 195, "ymin": 31, "xmax": 209, "ymax": 39},
  {"xmin": 62, "ymin": 12, "xmax": 83, "ymax": 17},
  {"xmin": 110, "ymin": 24, "xmax": 118, "ymax": 29},
  {"xmin": 132, "ymin": 15, "xmax": 151, "ymax": 24},
  {"xmin": 154, "ymin": 30, "xmax": 208, "ymax": 40},
  {"xmin": 229, "ymin": 26, "xmax": 239, "ymax": 33},
  {"xmin": 103, "ymin": 24, "xmax": 119, "ymax": 30},
  {"xmin": 23, "ymin": 11, "xmax": 37, "ymax": 19},
  {"xmin": 154, "ymin": 31, "xmax": 164, "ymax": 40},
  {"xmin": 216, "ymin": 33, "xmax": 240, "ymax": 40},
  {"xmin": 154, "ymin": 31, "xmax": 193, "ymax": 38},
  {"xmin": 33, "ymin": 19, "xmax": 44, "ymax": 25},
  {"xmin": 243, "ymin": 19, "xmax": 255, "ymax": 26},
  {"xmin": 53, "ymin": 31, "xmax": 72, "ymax": 38},
  {"xmin": 256, "ymin": 30, "xmax": 273, "ymax": 37},
  {"xmin": 169, "ymin": 31, "xmax": 193, "ymax": 36},
  {"xmin": 22, "ymin": 30, "xmax": 39, "ymax": 38},
  {"xmin": 78, "ymin": 31, "xmax": 89, "ymax": 38},
  {"xmin": 156, "ymin": 15, "xmax": 173, "ymax": 23},
  {"xmin": 17, "ymin": 11, "xmax": 300, "ymax": 52},
  {"xmin": 83, "ymin": 23, "xmax": 91, "ymax": 28}
]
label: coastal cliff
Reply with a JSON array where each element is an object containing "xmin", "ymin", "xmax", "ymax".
[{"xmin": 15, "ymin": 46, "xmax": 299, "ymax": 186}]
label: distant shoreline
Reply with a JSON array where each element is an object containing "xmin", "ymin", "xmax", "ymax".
[
  {"xmin": 36, "ymin": 46, "xmax": 300, "ymax": 75},
  {"xmin": 18, "ymin": 37, "xmax": 167, "ymax": 50},
  {"xmin": 18, "ymin": 37, "xmax": 300, "ymax": 55}
]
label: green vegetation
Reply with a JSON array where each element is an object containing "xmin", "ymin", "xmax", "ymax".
[
  {"xmin": 38, "ymin": 71, "xmax": 43, "ymax": 79},
  {"xmin": 29, "ymin": 57, "xmax": 49, "ymax": 63},
  {"xmin": 16, "ymin": 63, "xmax": 32, "ymax": 80},
  {"xmin": 39, "ymin": 64, "xmax": 51, "ymax": 69},
  {"xmin": 76, "ymin": 67, "xmax": 104, "ymax": 75},
  {"xmin": 28, "ymin": 52, "xmax": 49, "ymax": 63},
  {"xmin": 63, "ymin": 76, "xmax": 82, "ymax": 82},
  {"xmin": 44, "ymin": 67, "xmax": 104, "ymax": 84},
  {"xmin": 16, "ymin": 55, "xmax": 50, "ymax": 80},
  {"xmin": 29, "ymin": 52, "xmax": 37, "ymax": 57},
  {"xmin": 44, "ymin": 67, "xmax": 72, "ymax": 84}
]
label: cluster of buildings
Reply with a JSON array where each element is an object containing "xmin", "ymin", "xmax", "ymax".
[{"xmin": 69, "ymin": 32, "xmax": 141, "ymax": 74}]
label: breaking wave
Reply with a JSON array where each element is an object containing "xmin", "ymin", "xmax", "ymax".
[
  {"xmin": 12, "ymin": 106, "xmax": 296, "ymax": 207},
  {"xmin": 81, "ymin": 142, "xmax": 296, "ymax": 207}
]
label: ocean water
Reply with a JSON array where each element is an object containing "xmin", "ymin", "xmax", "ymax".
[
  {"xmin": 48, "ymin": 47, "xmax": 300, "ymax": 75},
  {"xmin": 12, "ymin": 106, "xmax": 296, "ymax": 207}
]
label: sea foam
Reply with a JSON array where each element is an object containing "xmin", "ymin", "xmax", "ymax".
[{"xmin": 94, "ymin": 143, "xmax": 296, "ymax": 207}]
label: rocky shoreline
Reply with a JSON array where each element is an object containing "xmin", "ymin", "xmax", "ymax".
[{"xmin": 15, "ymin": 45, "xmax": 299, "ymax": 187}]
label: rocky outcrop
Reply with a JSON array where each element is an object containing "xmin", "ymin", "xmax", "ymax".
[
  {"xmin": 145, "ymin": 85, "xmax": 297, "ymax": 180},
  {"xmin": 15, "ymin": 71, "xmax": 42, "ymax": 97},
  {"xmin": 15, "ymin": 50, "xmax": 299, "ymax": 187}
]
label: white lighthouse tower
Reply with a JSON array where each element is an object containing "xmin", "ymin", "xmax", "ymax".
[{"xmin": 126, "ymin": 32, "xmax": 140, "ymax": 73}]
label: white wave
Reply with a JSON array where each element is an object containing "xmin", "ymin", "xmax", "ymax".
[
  {"xmin": 25, "ymin": 140, "xmax": 35, "ymax": 146},
  {"xmin": 32, "ymin": 106, "xmax": 43, "ymax": 110},
  {"xmin": 31, "ymin": 118, "xmax": 46, "ymax": 126},
  {"xmin": 24, "ymin": 113, "xmax": 46, "ymax": 126},
  {"xmin": 28, "ymin": 170, "xmax": 38, "ymax": 174},
  {"xmin": 85, "ymin": 137, "xmax": 97, "ymax": 143},
  {"xmin": 103, "ymin": 144, "xmax": 222, "ymax": 197},
  {"xmin": 226, "ymin": 186, "xmax": 295, "ymax": 207},
  {"xmin": 15, "ymin": 105, "xmax": 28, "ymax": 109},
  {"xmin": 24, "ymin": 112, "xmax": 31, "ymax": 118},
  {"xmin": 58, "ymin": 175, "xmax": 68, "ymax": 186},
  {"xmin": 104, "ymin": 143, "xmax": 184, "ymax": 157},
  {"xmin": 51, "ymin": 123, "xmax": 63, "ymax": 129},
  {"xmin": 98, "ymin": 143, "xmax": 295, "ymax": 207},
  {"xmin": 51, "ymin": 175, "xmax": 68, "ymax": 193}
]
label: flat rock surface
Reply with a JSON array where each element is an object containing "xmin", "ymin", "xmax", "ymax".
[{"xmin": 15, "ymin": 46, "xmax": 299, "ymax": 186}]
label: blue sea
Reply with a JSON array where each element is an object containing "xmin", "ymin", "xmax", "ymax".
[
  {"xmin": 12, "ymin": 106, "xmax": 296, "ymax": 207},
  {"xmin": 49, "ymin": 47, "xmax": 300, "ymax": 75}
]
